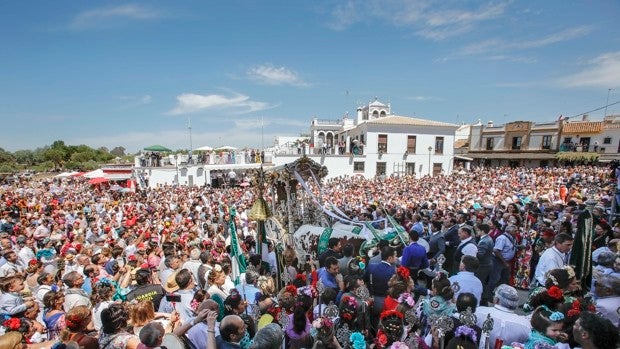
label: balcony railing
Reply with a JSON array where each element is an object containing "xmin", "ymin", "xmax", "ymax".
[{"xmin": 559, "ymin": 144, "xmax": 590, "ymax": 152}]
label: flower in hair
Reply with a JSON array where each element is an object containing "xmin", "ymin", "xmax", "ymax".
[
  {"xmin": 312, "ymin": 316, "xmax": 333, "ymax": 329},
  {"xmin": 377, "ymin": 331, "xmax": 388, "ymax": 346},
  {"xmin": 359, "ymin": 261, "xmax": 366, "ymax": 270},
  {"xmin": 3, "ymin": 318, "xmax": 20, "ymax": 331},
  {"xmin": 547, "ymin": 286, "xmax": 563, "ymax": 300},
  {"xmin": 390, "ymin": 341, "xmax": 408, "ymax": 349},
  {"xmin": 295, "ymin": 273, "xmax": 307, "ymax": 282},
  {"xmin": 284, "ymin": 285, "xmax": 298, "ymax": 296},
  {"xmin": 397, "ymin": 293, "xmax": 415, "ymax": 307},
  {"xmin": 549, "ymin": 311, "xmax": 564, "ymax": 321},
  {"xmin": 342, "ymin": 295, "xmax": 358, "ymax": 308},
  {"xmin": 350, "ymin": 332, "xmax": 366, "ymax": 349},
  {"xmin": 297, "ymin": 286, "xmax": 317, "ymax": 298},
  {"xmin": 396, "ymin": 266, "xmax": 410, "ymax": 279},
  {"xmin": 190, "ymin": 299, "xmax": 200, "ymax": 312},
  {"xmin": 380, "ymin": 309, "xmax": 404, "ymax": 320},
  {"xmin": 455, "ymin": 325, "xmax": 478, "ymax": 343}
]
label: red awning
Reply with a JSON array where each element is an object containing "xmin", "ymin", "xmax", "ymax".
[{"xmin": 88, "ymin": 177, "xmax": 108, "ymax": 185}]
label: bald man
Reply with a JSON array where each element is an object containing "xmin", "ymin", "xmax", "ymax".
[{"xmin": 217, "ymin": 315, "xmax": 247, "ymax": 349}]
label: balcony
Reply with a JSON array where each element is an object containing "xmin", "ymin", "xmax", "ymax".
[{"xmin": 559, "ymin": 144, "xmax": 590, "ymax": 152}]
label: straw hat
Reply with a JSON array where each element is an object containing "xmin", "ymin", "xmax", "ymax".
[{"xmin": 164, "ymin": 271, "xmax": 179, "ymax": 293}]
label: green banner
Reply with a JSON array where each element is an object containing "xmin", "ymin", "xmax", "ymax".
[{"xmin": 317, "ymin": 227, "xmax": 333, "ymax": 255}]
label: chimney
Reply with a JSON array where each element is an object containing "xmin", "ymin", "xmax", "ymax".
[
  {"xmin": 487, "ymin": 120, "xmax": 494, "ymax": 127},
  {"xmin": 582, "ymin": 114, "xmax": 589, "ymax": 121}
]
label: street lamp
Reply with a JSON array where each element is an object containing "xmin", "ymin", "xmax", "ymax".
[
  {"xmin": 174, "ymin": 154, "xmax": 179, "ymax": 186},
  {"xmin": 428, "ymin": 146, "xmax": 433, "ymax": 177},
  {"xmin": 604, "ymin": 88, "xmax": 614, "ymax": 117}
]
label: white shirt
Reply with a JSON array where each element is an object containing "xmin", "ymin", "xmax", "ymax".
[
  {"xmin": 458, "ymin": 237, "xmax": 478, "ymax": 257},
  {"xmin": 534, "ymin": 246, "xmax": 566, "ymax": 285},
  {"xmin": 475, "ymin": 304, "xmax": 531, "ymax": 348},
  {"xmin": 0, "ymin": 261, "xmax": 24, "ymax": 278},
  {"xmin": 92, "ymin": 300, "xmax": 114, "ymax": 331},
  {"xmin": 18, "ymin": 246, "xmax": 36, "ymax": 267},
  {"xmin": 186, "ymin": 321, "xmax": 220, "ymax": 349}
]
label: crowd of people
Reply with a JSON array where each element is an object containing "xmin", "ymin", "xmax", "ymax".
[{"xmin": 0, "ymin": 164, "xmax": 618, "ymax": 349}]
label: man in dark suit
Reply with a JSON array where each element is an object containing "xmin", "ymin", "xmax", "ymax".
[
  {"xmin": 427, "ymin": 220, "xmax": 445, "ymax": 265},
  {"xmin": 364, "ymin": 246, "xmax": 397, "ymax": 330},
  {"xmin": 318, "ymin": 238, "xmax": 343, "ymax": 268},
  {"xmin": 475, "ymin": 223, "xmax": 494, "ymax": 306},
  {"xmin": 443, "ymin": 215, "xmax": 460, "ymax": 273}
]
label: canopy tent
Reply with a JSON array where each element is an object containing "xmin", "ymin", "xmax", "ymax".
[
  {"xmin": 144, "ymin": 145, "xmax": 172, "ymax": 152},
  {"xmin": 83, "ymin": 169, "xmax": 105, "ymax": 179},
  {"xmin": 54, "ymin": 171, "xmax": 79, "ymax": 178},
  {"xmin": 88, "ymin": 177, "xmax": 108, "ymax": 185},
  {"xmin": 215, "ymin": 146, "xmax": 237, "ymax": 151},
  {"xmin": 195, "ymin": 146, "xmax": 213, "ymax": 151}
]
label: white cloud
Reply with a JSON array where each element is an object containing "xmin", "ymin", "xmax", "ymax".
[
  {"xmin": 70, "ymin": 5, "xmax": 160, "ymax": 29},
  {"xmin": 407, "ymin": 96, "xmax": 434, "ymax": 102},
  {"xmin": 327, "ymin": 0, "xmax": 360, "ymax": 31},
  {"xmin": 168, "ymin": 91, "xmax": 276, "ymax": 115},
  {"xmin": 327, "ymin": 1, "xmax": 507, "ymax": 41},
  {"xmin": 555, "ymin": 51, "xmax": 620, "ymax": 88},
  {"xmin": 247, "ymin": 65, "xmax": 308, "ymax": 86},
  {"xmin": 447, "ymin": 26, "xmax": 591, "ymax": 61},
  {"xmin": 120, "ymin": 94, "xmax": 152, "ymax": 107},
  {"xmin": 511, "ymin": 26, "xmax": 592, "ymax": 50}
]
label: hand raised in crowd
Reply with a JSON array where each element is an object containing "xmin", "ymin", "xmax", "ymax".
[
  {"xmin": 194, "ymin": 308, "xmax": 209, "ymax": 324},
  {"xmin": 206, "ymin": 310, "xmax": 218, "ymax": 330}
]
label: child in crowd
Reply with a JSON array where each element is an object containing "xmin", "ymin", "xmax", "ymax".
[{"xmin": 524, "ymin": 306, "xmax": 568, "ymax": 349}]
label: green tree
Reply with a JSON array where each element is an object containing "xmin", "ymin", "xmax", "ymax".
[
  {"xmin": 110, "ymin": 146, "xmax": 126, "ymax": 157},
  {"xmin": 13, "ymin": 150, "xmax": 35, "ymax": 165},
  {"xmin": 44, "ymin": 148, "xmax": 65, "ymax": 169},
  {"xmin": 0, "ymin": 148, "xmax": 16, "ymax": 165}
]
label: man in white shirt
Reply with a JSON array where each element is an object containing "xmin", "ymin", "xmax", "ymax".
[
  {"xmin": 449, "ymin": 255, "xmax": 483, "ymax": 305},
  {"xmin": 534, "ymin": 233, "xmax": 574, "ymax": 287},
  {"xmin": 17, "ymin": 235, "xmax": 36, "ymax": 268},
  {"xmin": 0, "ymin": 250, "xmax": 24, "ymax": 278},
  {"xmin": 182, "ymin": 248, "xmax": 203, "ymax": 283},
  {"xmin": 453, "ymin": 225, "xmax": 477, "ymax": 274},
  {"xmin": 475, "ymin": 284, "xmax": 531, "ymax": 348}
]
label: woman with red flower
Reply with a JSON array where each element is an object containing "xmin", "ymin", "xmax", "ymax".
[
  {"xmin": 375, "ymin": 310, "xmax": 406, "ymax": 348},
  {"xmin": 523, "ymin": 267, "xmax": 580, "ymax": 313},
  {"xmin": 383, "ymin": 267, "xmax": 414, "ymax": 312},
  {"xmin": 60, "ymin": 306, "xmax": 99, "ymax": 349}
]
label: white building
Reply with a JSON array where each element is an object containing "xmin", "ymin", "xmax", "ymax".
[
  {"xmin": 273, "ymin": 98, "xmax": 459, "ymax": 178},
  {"xmin": 134, "ymin": 98, "xmax": 460, "ymax": 187}
]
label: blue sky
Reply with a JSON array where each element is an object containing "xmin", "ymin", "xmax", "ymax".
[{"xmin": 1, "ymin": 1, "xmax": 619, "ymax": 153}]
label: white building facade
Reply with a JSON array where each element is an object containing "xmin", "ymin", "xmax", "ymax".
[{"xmin": 273, "ymin": 98, "xmax": 459, "ymax": 179}]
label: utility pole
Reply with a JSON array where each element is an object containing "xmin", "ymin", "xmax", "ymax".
[{"xmin": 604, "ymin": 88, "xmax": 614, "ymax": 117}]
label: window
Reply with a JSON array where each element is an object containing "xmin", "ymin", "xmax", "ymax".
[
  {"xmin": 353, "ymin": 162, "xmax": 365, "ymax": 172},
  {"xmin": 372, "ymin": 110, "xmax": 379, "ymax": 118},
  {"xmin": 432, "ymin": 163, "xmax": 442, "ymax": 176},
  {"xmin": 376, "ymin": 162, "xmax": 386, "ymax": 176},
  {"xmin": 406, "ymin": 162, "xmax": 416, "ymax": 175},
  {"xmin": 407, "ymin": 136, "xmax": 417, "ymax": 153},
  {"xmin": 540, "ymin": 160, "xmax": 549, "ymax": 167},
  {"xmin": 604, "ymin": 137, "xmax": 612, "ymax": 144},
  {"xmin": 512, "ymin": 136, "xmax": 522, "ymax": 150},
  {"xmin": 486, "ymin": 138, "xmax": 494, "ymax": 150},
  {"xmin": 435, "ymin": 137, "xmax": 444, "ymax": 154},
  {"xmin": 542, "ymin": 135, "xmax": 552, "ymax": 150},
  {"xmin": 378, "ymin": 134, "xmax": 388, "ymax": 153},
  {"xmin": 563, "ymin": 137, "xmax": 572, "ymax": 144}
]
